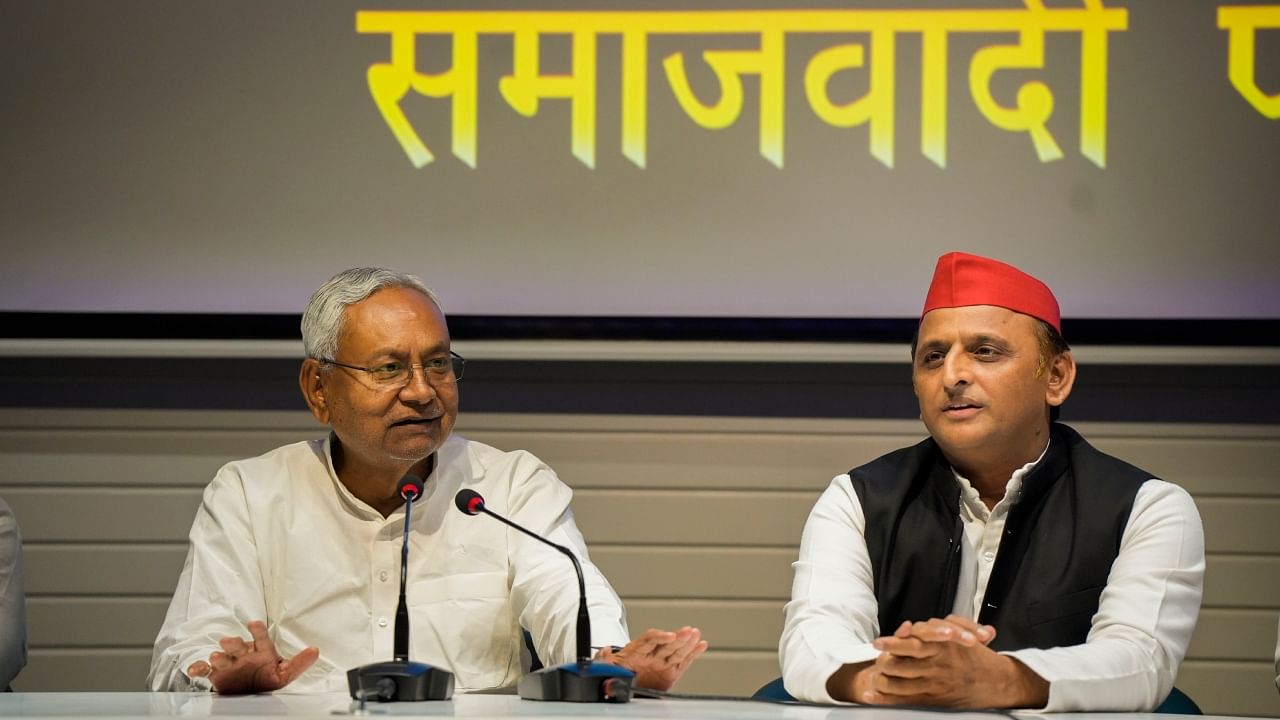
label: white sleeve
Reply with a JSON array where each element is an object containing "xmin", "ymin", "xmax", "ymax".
[
  {"xmin": 147, "ymin": 467, "xmax": 269, "ymax": 691},
  {"xmin": 1274, "ymin": 615, "xmax": 1279, "ymax": 695},
  {"xmin": 1004, "ymin": 480, "xmax": 1205, "ymax": 711},
  {"xmin": 0, "ymin": 499, "xmax": 26, "ymax": 689},
  {"xmin": 779, "ymin": 475, "xmax": 882, "ymax": 703},
  {"xmin": 504, "ymin": 455, "xmax": 628, "ymax": 667}
]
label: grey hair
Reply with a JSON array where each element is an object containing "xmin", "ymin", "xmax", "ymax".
[{"xmin": 301, "ymin": 267, "xmax": 441, "ymax": 361}]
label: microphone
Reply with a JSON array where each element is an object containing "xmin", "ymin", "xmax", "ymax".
[
  {"xmin": 454, "ymin": 489, "xmax": 633, "ymax": 703},
  {"xmin": 347, "ymin": 474, "xmax": 454, "ymax": 703}
]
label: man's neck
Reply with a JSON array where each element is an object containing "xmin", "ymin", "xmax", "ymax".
[
  {"xmin": 331, "ymin": 439, "xmax": 435, "ymax": 518},
  {"xmin": 948, "ymin": 436, "xmax": 1052, "ymax": 510}
]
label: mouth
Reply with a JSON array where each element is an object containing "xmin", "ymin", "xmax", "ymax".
[
  {"xmin": 942, "ymin": 399, "xmax": 983, "ymax": 416},
  {"xmin": 389, "ymin": 415, "xmax": 441, "ymax": 430}
]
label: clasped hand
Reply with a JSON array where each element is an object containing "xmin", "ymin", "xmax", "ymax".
[{"xmin": 845, "ymin": 614, "xmax": 1047, "ymax": 708}]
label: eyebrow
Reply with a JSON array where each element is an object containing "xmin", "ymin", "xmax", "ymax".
[
  {"xmin": 365, "ymin": 343, "xmax": 450, "ymax": 357},
  {"xmin": 915, "ymin": 333, "xmax": 1011, "ymax": 355}
]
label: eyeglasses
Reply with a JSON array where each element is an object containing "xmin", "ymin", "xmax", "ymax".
[{"xmin": 320, "ymin": 351, "xmax": 466, "ymax": 388}]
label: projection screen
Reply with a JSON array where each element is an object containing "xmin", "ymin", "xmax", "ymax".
[{"xmin": 1, "ymin": 0, "xmax": 1277, "ymax": 321}]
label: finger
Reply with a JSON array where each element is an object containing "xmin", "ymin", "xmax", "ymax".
[
  {"xmin": 187, "ymin": 660, "xmax": 213, "ymax": 678},
  {"xmin": 246, "ymin": 620, "xmax": 277, "ymax": 657},
  {"xmin": 908, "ymin": 618, "xmax": 977, "ymax": 646},
  {"xmin": 219, "ymin": 635, "xmax": 248, "ymax": 655},
  {"xmin": 276, "ymin": 646, "xmax": 320, "ymax": 685},
  {"xmin": 877, "ymin": 654, "xmax": 931, "ymax": 680},
  {"xmin": 855, "ymin": 666, "xmax": 884, "ymax": 705},
  {"xmin": 685, "ymin": 640, "xmax": 709, "ymax": 667},
  {"xmin": 625, "ymin": 629, "xmax": 675, "ymax": 657},
  {"xmin": 208, "ymin": 651, "xmax": 232, "ymax": 672},
  {"xmin": 593, "ymin": 645, "xmax": 614, "ymax": 663},
  {"xmin": 940, "ymin": 615, "xmax": 992, "ymax": 645},
  {"xmin": 894, "ymin": 621, "xmax": 912, "ymax": 638},
  {"xmin": 872, "ymin": 668, "xmax": 935, "ymax": 697},
  {"xmin": 662, "ymin": 629, "xmax": 704, "ymax": 667},
  {"xmin": 875, "ymin": 636, "xmax": 941, "ymax": 660}
]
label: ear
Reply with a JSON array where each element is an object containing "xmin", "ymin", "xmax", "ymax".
[
  {"xmin": 299, "ymin": 358, "xmax": 331, "ymax": 424},
  {"xmin": 1045, "ymin": 351, "xmax": 1077, "ymax": 408}
]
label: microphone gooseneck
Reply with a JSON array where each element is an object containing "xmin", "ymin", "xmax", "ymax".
[
  {"xmin": 393, "ymin": 474, "xmax": 422, "ymax": 662},
  {"xmin": 346, "ymin": 473, "xmax": 455, "ymax": 702},
  {"xmin": 452, "ymin": 487, "xmax": 633, "ymax": 702},
  {"xmin": 452, "ymin": 489, "xmax": 591, "ymax": 666}
]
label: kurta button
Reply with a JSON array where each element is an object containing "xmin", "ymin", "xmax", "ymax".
[
  {"xmin": 379, "ymin": 571, "xmax": 389, "ymax": 582},
  {"xmin": 983, "ymin": 551, "xmax": 995, "ymax": 562},
  {"xmin": 378, "ymin": 618, "xmax": 389, "ymax": 628}
]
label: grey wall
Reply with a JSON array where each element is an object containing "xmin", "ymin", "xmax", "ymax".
[{"xmin": 0, "ymin": 347, "xmax": 1278, "ymax": 715}]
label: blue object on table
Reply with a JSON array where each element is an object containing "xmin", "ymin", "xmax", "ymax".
[
  {"xmin": 751, "ymin": 677, "xmax": 795, "ymax": 702},
  {"xmin": 1154, "ymin": 687, "xmax": 1202, "ymax": 715}
]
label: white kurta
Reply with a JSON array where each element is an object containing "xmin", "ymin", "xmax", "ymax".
[
  {"xmin": 149, "ymin": 434, "xmax": 628, "ymax": 693},
  {"xmin": 780, "ymin": 452, "xmax": 1205, "ymax": 712}
]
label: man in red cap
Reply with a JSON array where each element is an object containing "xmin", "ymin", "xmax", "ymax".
[{"xmin": 780, "ymin": 252, "xmax": 1205, "ymax": 711}]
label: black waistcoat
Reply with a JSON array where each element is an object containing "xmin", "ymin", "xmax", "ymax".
[{"xmin": 847, "ymin": 423, "xmax": 1151, "ymax": 651}]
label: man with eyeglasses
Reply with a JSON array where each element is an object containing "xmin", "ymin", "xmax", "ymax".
[{"xmin": 148, "ymin": 268, "xmax": 706, "ymax": 695}]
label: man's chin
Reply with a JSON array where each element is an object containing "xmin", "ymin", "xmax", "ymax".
[{"xmin": 386, "ymin": 437, "xmax": 443, "ymax": 464}]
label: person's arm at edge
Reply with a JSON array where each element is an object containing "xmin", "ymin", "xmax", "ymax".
[
  {"xmin": 0, "ymin": 499, "xmax": 27, "ymax": 689},
  {"xmin": 1002, "ymin": 480, "xmax": 1204, "ymax": 711},
  {"xmin": 780, "ymin": 475, "xmax": 883, "ymax": 703}
]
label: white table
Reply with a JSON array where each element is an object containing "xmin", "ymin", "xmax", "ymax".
[{"xmin": 0, "ymin": 693, "xmax": 1248, "ymax": 720}]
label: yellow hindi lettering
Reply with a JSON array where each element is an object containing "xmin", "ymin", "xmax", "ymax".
[
  {"xmin": 500, "ymin": 25, "xmax": 600, "ymax": 168},
  {"xmin": 803, "ymin": 33, "xmax": 896, "ymax": 168},
  {"xmin": 663, "ymin": 30, "xmax": 786, "ymax": 167},
  {"xmin": 968, "ymin": 8, "xmax": 1063, "ymax": 164},
  {"xmin": 356, "ymin": 12, "xmax": 478, "ymax": 168},
  {"xmin": 355, "ymin": 6, "xmax": 1127, "ymax": 171},
  {"xmin": 1219, "ymin": 5, "xmax": 1280, "ymax": 120}
]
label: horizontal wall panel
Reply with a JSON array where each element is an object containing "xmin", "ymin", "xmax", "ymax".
[
  {"xmin": 24, "ymin": 545, "xmax": 1280, "ymax": 609},
  {"xmin": 593, "ymin": 548, "xmax": 795, "ymax": 601},
  {"xmin": 624, "ymin": 600, "xmax": 784, "ymax": 652},
  {"xmin": 7, "ymin": 487, "xmax": 1277, "ymax": 554},
  {"xmin": 0, "ymin": 432, "xmax": 315, "ymax": 488},
  {"xmin": 1176, "ymin": 660, "xmax": 1280, "ymax": 718},
  {"xmin": 1079, "ymin": 433, "xmax": 1280, "ymax": 498},
  {"xmin": 573, "ymin": 490, "xmax": 813, "ymax": 547},
  {"xmin": 23, "ymin": 546, "xmax": 187, "ymax": 595},
  {"xmin": 20, "ymin": 545, "xmax": 800, "ymax": 601},
  {"xmin": 4, "ymin": 489, "xmax": 201, "ymax": 542},
  {"xmin": 1197, "ymin": 498, "xmax": 1280, "ymax": 555},
  {"xmin": 466, "ymin": 431, "xmax": 921, "ymax": 492},
  {"xmin": 13, "ymin": 649, "xmax": 153, "ymax": 692},
  {"xmin": 29, "ymin": 599, "xmax": 1273, "ymax": 661},
  {"xmin": 1187, "ymin": 609, "xmax": 1280, "ymax": 662},
  {"xmin": 661, "ymin": 650, "xmax": 779, "ymax": 698},
  {"xmin": 25, "ymin": 597, "xmax": 790, "ymax": 654},
  {"xmin": 27, "ymin": 597, "xmax": 170, "ymax": 648},
  {"xmin": 1203, "ymin": 556, "xmax": 1280, "ymax": 608}
]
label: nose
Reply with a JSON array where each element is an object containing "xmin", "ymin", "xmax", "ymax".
[
  {"xmin": 397, "ymin": 366, "xmax": 439, "ymax": 404},
  {"xmin": 941, "ymin": 349, "xmax": 972, "ymax": 390}
]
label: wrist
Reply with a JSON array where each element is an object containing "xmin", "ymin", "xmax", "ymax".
[
  {"xmin": 998, "ymin": 655, "xmax": 1049, "ymax": 708},
  {"xmin": 826, "ymin": 660, "xmax": 875, "ymax": 703}
]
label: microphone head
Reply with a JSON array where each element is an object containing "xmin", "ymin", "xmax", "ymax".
[
  {"xmin": 398, "ymin": 474, "xmax": 425, "ymax": 502},
  {"xmin": 454, "ymin": 489, "xmax": 485, "ymax": 516}
]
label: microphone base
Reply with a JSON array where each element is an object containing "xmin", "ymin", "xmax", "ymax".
[
  {"xmin": 518, "ymin": 662, "xmax": 635, "ymax": 703},
  {"xmin": 347, "ymin": 660, "xmax": 454, "ymax": 702}
]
